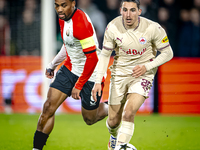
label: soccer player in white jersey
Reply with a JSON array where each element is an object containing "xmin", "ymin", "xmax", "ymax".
[
  {"xmin": 92, "ymin": 0, "xmax": 173, "ymax": 149},
  {"xmin": 32, "ymin": 0, "xmax": 108, "ymax": 149}
]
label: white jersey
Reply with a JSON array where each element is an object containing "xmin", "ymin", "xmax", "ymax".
[{"xmin": 103, "ymin": 16, "xmax": 171, "ymax": 76}]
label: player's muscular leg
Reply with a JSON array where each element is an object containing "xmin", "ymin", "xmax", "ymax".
[
  {"xmin": 37, "ymin": 87, "xmax": 67, "ymax": 134},
  {"xmin": 116, "ymin": 93, "xmax": 145, "ymax": 145},
  {"xmin": 122, "ymin": 93, "xmax": 145, "ymax": 122},
  {"xmin": 107, "ymin": 104, "xmax": 124, "ymax": 128},
  {"xmin": 82, "ymin": 102, "xmax": 108, "ymax": 125}
]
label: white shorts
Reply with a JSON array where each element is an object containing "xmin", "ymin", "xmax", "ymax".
[{"xmin": 108, "ymin": 73, "xmax": 155, "ymax": 105}]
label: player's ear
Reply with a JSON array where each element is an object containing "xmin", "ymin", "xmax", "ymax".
[
  {"xmin": 120, "ymin": 7, "xmax": 122, "ymax": 15},
  {"xmin": 72, "ymin": 0, "xmax": 76, "ymax": 8},
  {"xmin": 138, "ymin": 8, "xmax": 142, "ymax": 15}
]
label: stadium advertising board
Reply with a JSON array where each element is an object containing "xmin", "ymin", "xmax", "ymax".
[
  {"xmin": 158, "ymin": 58, "xmax": 200, "ymax": 114},
  {"xmin": 0, "ymin": 56, "xmax": 154, "ymax": 114}
]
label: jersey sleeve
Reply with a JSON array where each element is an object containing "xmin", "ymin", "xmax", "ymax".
[
  {"xmin": 46, "ymin": 44, "xmax": 66, "ymax": 70},
  {"xmin": 144, "ymin": 23, "xmax": 174, "ymax": 71},
  {"xmin": 151, "ymin": 23, "xmax": 170, "ymax": 50},
  {"xmin": 75, "ymin": 52, "xmax": 98, "ymax": 90},
  {"xmin": 103, "ymin": 24, "xmax": 116, "ymax": 50},
  {"xmin": 95, "ymin": 48, "xmax": 112, "ymax": 84},
  {"xmin": 73, "ymin": 11, "xmax": 96, "ymax": 53},
  {"xmin": 72, "ymin": 10, "xmax": 98, "ymax": 90}
]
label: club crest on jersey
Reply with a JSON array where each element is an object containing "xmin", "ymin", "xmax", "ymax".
[
  {"xmin": 139, "ymin": 37, "xmax": 147, "ymax": 45},
  {"xmin": 66, "ymin": 29, "xmax": 70, "ymax": 36}
]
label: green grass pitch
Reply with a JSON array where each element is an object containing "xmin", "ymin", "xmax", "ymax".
[{"xmin": 0, "ymin": 113, "xmax": 200, "ymax": 150}]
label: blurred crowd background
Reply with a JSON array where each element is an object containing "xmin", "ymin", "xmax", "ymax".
[{"xmin": 0, "ymin": 0, "xmax": 200, "ymax": 57}]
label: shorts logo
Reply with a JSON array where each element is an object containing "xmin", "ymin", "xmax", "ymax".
[
  {"xmin": 139, "ymin": 37, "xmax": 147, "ymax": 45},
  {"xmin": 162, "ymin": 36, "xmax": 169, "ymax": 43},
  {"xmin": 90, "ymin": 96, "xmax": 96, "ymax": 106},
  {"xmin": 141, "ymin": 79, "xmax": 152, "ymax": 92}
]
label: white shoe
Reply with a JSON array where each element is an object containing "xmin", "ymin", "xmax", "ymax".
[{"xmin": 108, "ymin": 135, "xmax": 117, "ymax": 150}]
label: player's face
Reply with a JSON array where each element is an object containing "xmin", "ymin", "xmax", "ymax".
[
  {"xmin": 54, "ymin": 0, "xmax": 75, "ymax": 20},
  {"xmin": 120, "ymin": 2, "xmax": 142, "ymax": 29}
]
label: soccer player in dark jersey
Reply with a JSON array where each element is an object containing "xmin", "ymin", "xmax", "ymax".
[{"xmin": 32, "ymin": 0, "xmax": 108, "ymax": 149}]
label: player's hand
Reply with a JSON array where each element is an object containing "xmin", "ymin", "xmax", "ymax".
[
  {"xmin": 45, "ymin": 68, "xmax": 54, "ymax": 79},
  {"xmin": 92, "ymin": 83, "xmax": 101, "ymax": 102},
  {"xmin": 132, "ymin": 65, "xmax": 147, "ymax": 78},
  {"xmin": 71, "ymin": 87, "xmax": 81, "ymax": 100}
]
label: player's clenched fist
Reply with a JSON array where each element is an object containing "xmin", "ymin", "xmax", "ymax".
[{"xmin": 45, "ymin": 68, "xmax": 54, "ymax": 79}]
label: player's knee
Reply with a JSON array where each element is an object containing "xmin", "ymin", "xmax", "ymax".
[
  {"xmin": 98, "ymin": 102, "xmax": 108, "ymax": 116},
  {"xmin": 122, "ymin": 110, "xmax": 136, "ymax": 122},
  {"xmin": 83, "ymin": 116, "xmax": 95, "ymax": 125},
  {"xmin": 42, "ymin": 100, "xmax": 56, "ymax": 117},
  {"xmin": 107, "ymin": 117, "xmax": 121, "ymax": 128}
]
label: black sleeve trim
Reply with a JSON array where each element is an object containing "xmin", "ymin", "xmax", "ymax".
[{"xmin": 84, "ymin": 49, "xmax": 96, "ymax": 54}]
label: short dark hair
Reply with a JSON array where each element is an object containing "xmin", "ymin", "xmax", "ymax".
[{"xmin": 121, "ymin": 0, "xmax": 140, "ymax": 9}]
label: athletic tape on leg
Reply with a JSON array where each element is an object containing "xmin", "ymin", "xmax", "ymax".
[
  {"xmin": 117, "ymin": 121, "xmax": 134, "ymax": 144},
  {"xmin": 119, "ymin": 121, "xmax": 134, "ymax": 135}
]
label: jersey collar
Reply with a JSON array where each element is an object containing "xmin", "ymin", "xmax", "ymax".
[
  {"xmin": 122, "ymin": 16, "xmax": 140, "ymax": 31},
  {"xmin": 64, "ymin": 7, "xmax": 77, "ymax": 21}
]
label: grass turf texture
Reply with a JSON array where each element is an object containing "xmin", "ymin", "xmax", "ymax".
[{"xmin": 0, "ymin": 114, "xmax": 200, "ymax": 150}]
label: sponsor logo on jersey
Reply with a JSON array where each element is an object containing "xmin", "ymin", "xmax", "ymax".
[
  {"xmin": 139, "ymin": 37, "xmax": 147, "ymax": 45},
  {"xmin": 64, "ymin": 41, "xmax": 75, "ymax": 47},
  {"xmin": 116, "ymin": 37, "xmax": 123, "ymax": 43},
  {"xmin": 121, "ymin": 48, "xmax": 146, "ymax": 55},
  {"xmin": 162, "ymin": 36, "xmax": 169, "ymax": 43}
]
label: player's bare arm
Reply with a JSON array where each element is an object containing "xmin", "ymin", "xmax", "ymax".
[{"xmin": 132, "ymin": 65, "xmax": 147, "ymax": 78}]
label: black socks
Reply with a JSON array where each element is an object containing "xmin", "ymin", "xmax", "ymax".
[{"xmin": 33, "ymin": 130, "xmax": 49, "ymax": 150}]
